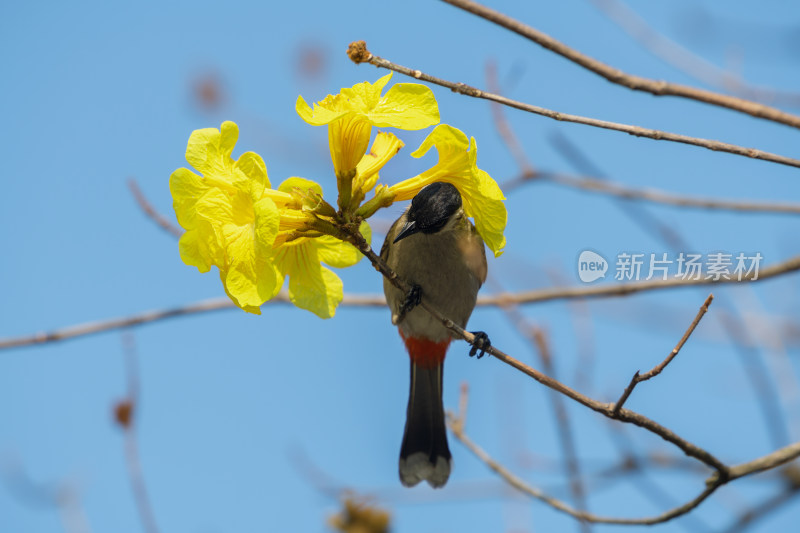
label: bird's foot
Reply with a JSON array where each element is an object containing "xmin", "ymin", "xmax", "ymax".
[
  {"xmin": 394, "ymin": 284, "xmax": 422, "ymax": 324},
  {"xmin": 468, "ymin": 331, "xmax": 491, "ymax": 359}
]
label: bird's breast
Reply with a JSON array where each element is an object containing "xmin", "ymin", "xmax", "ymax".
[{"xmin": 383, "ymin": 224, "xmax": 486, "ymax": 342}]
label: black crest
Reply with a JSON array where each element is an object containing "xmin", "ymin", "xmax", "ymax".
[{"xmin": 394, "ymin": 182, "xmax": 462, "ymax": 243}]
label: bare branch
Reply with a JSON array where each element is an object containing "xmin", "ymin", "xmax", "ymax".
[
  {"xmin": 726, "ymin": 441, "xmax": 800, "ymax": 481},
  {"xmin": 613, "ymin": 293, "xmax": 714, "ymax": 414},
  {"xmin": 347, "ymin": 41, "xmax": 800, "ymax": 169},
  {"xmin": 0, "ymin": 293, "xmax": 387, "ymax": 351},
  {"xmin": 4, "ymin": 254, "xmax": 800, "ymax": 351},
  {"xmin": 588, "ymin": 0, "xmax": 800, "ymax": 108},
  {"xmin": 128, "ymin": 179, "xmax": 183, "ymax": 238},
  {"xmin": 506, "ymin": 170, "xmax": 800, "ymax": 215},
  {"xmin": 491, "ymin": 254, "xmax": 800, "ymax": 305},
  {"xmin": 442, "ymin": 0, "xmax": 800, "ymax": 129}
]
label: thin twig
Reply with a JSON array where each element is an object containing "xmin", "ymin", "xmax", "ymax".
[
  {"xmin": 505, "ymin": 169, "xmax": 800, "ymax": 215},
  {"xmin": 726, "ymin": 441, "xmax": 800, "ymax": 481},
  {"xmin": 0, "ymin": 293, "xmax": 383, "ymax": 350},
  {"xmin": 128, "ymin": 179, "xmax": 183, "ymax": 238},
  {"xmin": 348, "ymin": 42, "xmax": 800, "ymax": 169},
  {"xmin": 119, "ymin": 333, "xmax": 161, "ymax": 533},
  {"xmin": 441, "ymin": 0, "xmax": 800, "ymax": 129},
  {"xmin": 588, "ymin": 0, "xmax": 800, "ymax": 108},
  {"xmin": 494, "ymin": 254, "xmax": 800, "ymax": 305},
  {"xmin": 613, "ymin": 294, "xmax": 714, "ymax": 414}
]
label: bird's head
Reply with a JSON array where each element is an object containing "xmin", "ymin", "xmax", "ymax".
[{"xmin": 393, "ymin": 182, "xmax": 463, "ymax": 243}]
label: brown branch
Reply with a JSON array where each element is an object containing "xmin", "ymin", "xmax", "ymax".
[
  {"xmin": 0, "ymin": 292, "xmax": 386, "ymax": 350},
  {"xmin": 441, "ymin": 0, "xmax": 800, "ymax": 129},
  {"xmin": 4, "ymin": 254, "xmax": 800, "ymax": 351},
  {"xmin": 613, "ymin": 294, "xmax": 714, "ymax": 414},
  {"xmin": 449, "ymin": 420, "xmax": 723, "ymax": 525},
  {"xmin": 128, "ymin": 178, "xmax": 183, "ymax": 238},
  {"xmin": 726, "ymin": 441, "xmax": 800, "ymax": 481},
  {"xmin": 492, "ymin": 254, "xmax": 800, "ymax": 305},
  {"xmin": 505, "ymin": 169, "xmax": 800, "ymax": 215},
  {"xmin": 588, "ymin": 0, "xmax": 800, "ymax": 108},
  {"xmin": 347, "ymin": 41, "xmax": 800, "ymax": 169}
]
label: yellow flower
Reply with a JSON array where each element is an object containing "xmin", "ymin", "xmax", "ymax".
[
  {"xmin": 170, "ymin": 121, "xmax": 283, "ymax": 314},
  {"xmin": 389, "ymin": 124, "xmax": 507, "ymax": 257},
  {"xmin": 296, "ymin": 73, "xmax": 439, "ymax": 209},
  {"xmin": 272, "ymin": 177, "xmax": 371, "ymax": 319}
]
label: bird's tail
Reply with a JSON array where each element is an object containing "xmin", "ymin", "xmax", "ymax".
[{"xmin": 399, "ymin": 360, "xmax": 452, "ymax": 488}]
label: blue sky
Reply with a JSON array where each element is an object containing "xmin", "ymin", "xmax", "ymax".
[{"xmin": 2, "ymin": 1, "xmax": 799, "ymax": 532}]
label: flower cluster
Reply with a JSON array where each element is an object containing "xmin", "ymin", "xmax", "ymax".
[{"xmin": 170, "ymin": 73, "xmax": 507, "ymax": 318}]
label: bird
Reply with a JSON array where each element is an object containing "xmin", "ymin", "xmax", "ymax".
[{"xmin": 380, "ymin": 181, "xmax": 489, "ymax": 488}]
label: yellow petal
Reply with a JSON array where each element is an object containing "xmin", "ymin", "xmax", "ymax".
[
  {"xmin": 340, "ymin": 72, "xmax": 394, "ymax": 112},
  {"xmin": 275, "ymin": 241, "xmax": 342, "ymax": 319},
  {"xmin": 219, "ymin": 269, "xmax": 269, "ymax": 315},
  {"xmin": 369, "ymin": 83, "xmax": 440, "ymax": 130},
  {"xmin": 223, "ymin": 255, "xmax": 283, "ymax": 314},
  {"xmin": 169, "ymin": 167, "xmax": 208, "ymax": 229},
  {"xmin": 296, "ymin": 73, "xmax": 439, "ymax": 131},
  {"xmin": 185, "ymin": 121, "xmax": 239, "ymax": 179},
  {"xmin": 233, "ymin": 151, "xmax": 270, "ymax": 193},
  {"xmin": 354, "ymin": 132, "xmax": 404, "ymax": 196},
  {"xmin": 289, "ymin": 264, "xmax": 343, "ymax": 319},
  {"xmin": 178, "ymin": 226, "xmax": 214, "ymax": 273},
  {"xmin": 295, "ymin": 94, "xmax": 350, "ymax": 126},
  {"xmin": 315, "ymin": 221, "xmax": 371, "ymax": 268}
]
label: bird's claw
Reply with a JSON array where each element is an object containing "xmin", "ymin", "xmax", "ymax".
[
  {"xmin": 400, "ymin": 284, "xmax": 422, "ymax": 315},
  {"xmin": 469, "ymin": 331, "xmax": 491, "ymax": 359},
  {"xmin": 394, "ymin": 284, "xmax": 422, "ymax": 324}
]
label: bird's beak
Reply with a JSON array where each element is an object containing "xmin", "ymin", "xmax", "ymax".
[{"xmin": 393, "ymin": 220, "xmax": 418, "ymax": 243}]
